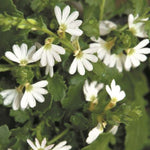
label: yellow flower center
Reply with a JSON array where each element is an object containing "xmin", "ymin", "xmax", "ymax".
[
  {"xmin": 57, "ymin": 24, "xmax": 67, "ymax": 38},
  {"xmin": 44, "ymin": 37, "xmax": 54, "ymax": 50},
  {"xmin": 125, "ymin": 48, "xmax": 135, "ymax": 55},
  {"xmin": 25, "ymin": 83, "xmax": 33, "ymax": 91},
  {"xmin": 104, "ymin": 38, "xmax": 116, "ymax": 51},
  {"xmin": 74, "ymin": 50, "xmax": 83, "ymax": 59},
  {"xmin": 20, "ymin": 59, "xmax": 28, "ymax": 66},
  {"xmin": 129, "ymin": 27, "xmax": 137, "ymax": 35}
]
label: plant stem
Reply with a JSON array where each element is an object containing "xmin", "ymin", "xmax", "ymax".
[
  {"xmin": 119, "ymin": 24, "xmax": 128, "ymax": 32},
  {"xmin": 1, "ymin": 56, "xmax": 15, "ymax": 65},
  {"xmin": 100, "ymin": 0, "xmax": 106, "ymax": 20},
  {"xmin": 48, "ymin": 128, "xmax": 70, "ymax": 144}
]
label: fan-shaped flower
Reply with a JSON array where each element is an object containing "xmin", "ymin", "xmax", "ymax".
[
  {"xmin": 69, "ymin": 48, "xmax": 98, "ymax": 76},
  {"xmin": 54, "ymin": 5, "xmax": 83, "ymax": 37},
  {"xmin": 20, "ymin": 80, "xmax": 48, "ymax": 109},
  {"xmin": 106, "ymin": 79, "xmax": 126, "ymax": 104},
  {"xmin": 27, "ymin": 138, "xmax": 72, "ymax": 150},
  {"xmin": 32, "ymin": 38, "xmax": 65, "ymax": 67},
  {"xmin": 99, "ymin": 20, "xmax": 117, "ymax": 36},
  {"xmin": 128, "ymin": 14, "xmax": 148, "ymax": 38},
  {"xmin": 124, "ymin": 39, "xmax": 150, "ymax": 71},
  {"xmin": 86, "ymin": 123, "xmax": 104, "ymax": 144},
  {"xmin": 5, "ymin": 43, "xmax": 36, "ymax": 66},
  {"xmin": 83, "ymin": 80, "xmax": 104, "ymax": 103},
  {"xmin": 0, "ymin": 88, "xmax": 23, "ymax": 110}
]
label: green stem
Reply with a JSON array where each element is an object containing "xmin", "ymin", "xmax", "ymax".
[
  {"xmin": 41, "ymin": 27, "xmax": 57, "ymax": 38},
  {"xmin": 119, "ymin": 24, "xmax": 128, "ymax": 32},
  {"xmin": 100, "ymin": 0, "xmax": 106, "ymax": 20},
  {"xmin": 1, "ymin": 56, "xmax": 15, "ymax": 65},
  {"xmin": 48, "ymin": 128, "xmax": 70, "ymax": 144}
]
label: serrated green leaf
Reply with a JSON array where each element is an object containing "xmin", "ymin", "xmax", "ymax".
[
  {"xmin": 0, "ymin": 125, "xmax": 11, "ymax": 148},
  {"xmin": 47, "ymin": 73, "xmax": 67, "ymax": 101},
  {"xmin": 10, "ymin": 110, "xmax": 29, "ymax": 123},
  {"xmin": 82, "ymin": 133, "xmax": 114, "ymax": 150}
]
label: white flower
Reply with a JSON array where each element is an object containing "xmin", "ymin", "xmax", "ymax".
[
  {"xmin": 27, "ymin": 138, "xmax": 72, "ymax": 150},
  {"xmin": 69, "ymin": 48, "xmax": 98, "ymax": 75},
  {"xmin": 27, "ymin": 138, "xmax": 54, "ymax": 150},
  {"xmin": 45, "ymin": 65, "xmax": 54, "ymax": 77},
  {"xmin": 32, "ymin": 40, "xmax": 65, "ymax": 67},
  {"xmin": 86, "ymin": 123, "xmax": 104, "ymax": 144},
  {"xmin": 109, "ymin": 125, "xmax": 119, "ymax": 135},
  {"xmin": 0, "ymin": 89, "xmax": 23, "ymax": 110},
  {"xmin": 90, "ymin": 37, "xmax": 113, "ymax": 66},
  {"xmin": 83, "ymin": 80, "xmax": 104, "ymax": 103},
  {"xmin": 20, "ymin": 80, "xmax": 48, "ymax": 109},
  {"xmin": 106, "ymin": 79, "xmax": 126, "ymax": 103},
  {"xmin": 54, "ymin": 5, "xmax": 83, "ymax": 36},
  {"xmin": 52, "ymin": 141, "xmax": 72, "ymax": 150},
  {"xmin": 5, "ymin": 43, "xmax": 36, "ymax": 66},
  {"xmin": 99, "ymin": 20, "xmax": 117, "ymax": 36},
  {"xmin": 108, "ymin": 53, "xmax": 126, "ymax": 72},
  {"xmin": 128, "ymin": 14, "xmax": 148, "ymax": 38},
  {"xmin": 124, "ymin": 39, "xmax": 150, "ymax": 71}
]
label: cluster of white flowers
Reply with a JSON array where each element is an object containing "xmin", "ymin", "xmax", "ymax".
[
  {"xmin": 91, "ymin": 14, "xmax": 150, "ymax": 72},
  {"xmin": 27, "ymin": 138, "xmax": 72, "ymax": 150},
  {"xmin": 0, "ymin": 80, "xmax": 48, "ymax": 110},
  {"xmin": 83, "ymin": 79, "xmax": 125, "ymax": 144}
]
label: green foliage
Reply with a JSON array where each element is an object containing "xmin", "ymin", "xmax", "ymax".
[
  {"xmin": 10, "ymin": 110, "xmax": 30, "ymax": 123},
  {"xmin": 0, "ymin": 125, "xmax": 11, "ymax": 149},
  {"xmin": 47, "ymin": 73, "xmax": 67, "ymax": 101}
]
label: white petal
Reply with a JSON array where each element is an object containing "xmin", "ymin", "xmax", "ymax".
[
  {"xmin": 69, "ymin": 58, "xmax": 77, "ymax": 74},
  {"xmin": 51, "ymin": 44, "xmax": 65, "ymax": 54},
  {"xmin": 47, "ymin": 51, "xmax": 55, "ymax": 67},
  {"xmin": 52, "ymin": 51, "xmax": 61, "ymax": 62},
  {"xmin": 12, "ymin": 44, "xmax": 21, "ymax": 59},
  {"xmin": 28, "ymin": 93, "xmax": 36, "ymax": 108},
  {"xmin": 84, "ymin": 54, "xmax": 98, "ymax": 63},
  {"xmin": 20, "ymin": 92, "xmax": 29, "ymax": 109},
  {"xmin": 106, "ymin": 85, "xmax": 112, "ymax": 98},
  {"xmin": 54, "ymin": 6, "xmax": 62, "ymax": 24},
  {"xmin": 62, "ymin": 5, "xmax": 70, "ymax": 23},
  {"xmin": 35, "ymin": 138, "xmax": 41, "ymax": 148},
  {"xmin": 41, "ymin": 138, "xmax": 47, "ymax": 148},
  {"xmin": 32, "ymin": 80, "xmax": 48, "ymax": 88},
  {"xmin": 68, "ymin": 20, "xmax": 82, "ymax": 28},
  {"xmin": 130, "ymin": 56, "xmax": 140, "ymax": 67},
  {"xmin": 40, "ymin": 49, "xmax": 47, "ymax": 66},
  {"xmin": 65, "ymin": 11, "xmax": 79, "ymax": 24},
  {"xmin": 27, "ymin": 45, "xmax": 36, "ymax": 61},
  {"xmin": 32, "ymin": 47, "xmax": 44, "ymax": 61},
  {"xmin": 136, "ymin": 48, "xmax": 150, "ymax": 54},
  {"xmin": 134, "ymin": 53, "xmax": 147, "ymax": 62},
  {"xmin": 27, "ymin": 139, "xmax": 37, "ymax": 150},
  {"xmin": 77, "ymin": 60, "xmax": 85, "ymax": 75},
  {"xmin": 128, "ymin": 14, "xmax": 134, "ymax": 29},
  {"xmin": 66, "ymin": 28, "xmax": 83, "ymax": 36},
  {"xmin": 12, "ymin": 92, "xmax": 22, "ymax": 110},
  {"xmin": 21, "ymin": 43, "xmax": 28, "ymax": 58},
  {"xmin": 5, "ymin": 52, "xmax": 19, "ymax": 63},
  {"xmin": 45, "ymin": 144, "xmax": 54, "ymax": 150},
  {"xmin": 82, "ymin": 59, "xmax": 93, "ymax": 71},
  {"xmin": 53, "ymin": 141, "xmax": 67, "ymax": 149},
  {"xmin": 134, "ymin": 39, "xmax": 149, "ymax": 50},
  {"xmin": 32, "ymin": 92, "xmax": 45, "ymax": 103},
  {"xmin": 117, "ymin": 91, "xmax": 126, "ymax": 101},
  {"xmin": 124, "ymin": 57, "xmax": 132, "ymax": 71}
]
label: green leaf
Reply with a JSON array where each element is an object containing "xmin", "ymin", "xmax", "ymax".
[
  {"xmin": 70, "ymin": 113, "xmax": 89, "ymax": 130},
  {"xmin": 0, "ymin": 125, "xmax": 11, "ymax": 148},
  {"xmin": 47, "ymin": 73, "xmax": 67, "ymax": 101},
  {"xmin": 10, "ymin": 110, "xmax": 30, "ymax": 123},
  {"xmin": 0, "ymin": 0, "xmax": 23, "ymax": 16},
  {"xmin": 85, "ymin": 0, "xmax": 102, "ymax": 6},
  {"xmin": 61, "ymin": 82, "xmax": 84, "ymax": 111},
  {"xmin": 125, "ymin": 71, "xmax": 150, "ymax": 150},
  {"xmin": 82, "ymin": 133, "xmax": 114, "ymax": 150}
]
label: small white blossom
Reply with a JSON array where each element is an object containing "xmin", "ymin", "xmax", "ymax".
[
  {"xmin": 106, "ymin": 79, "xmax": 126, "ymax": 103},
  {"xmin": 32, "ymin": 40, "xmax": 65, "ymax": 67},
  {"xmin": 45, "ymin": 65, "xmax": 54, "ymax": 77},
  {"xmin": 69, "ymin": 48, "xmax": 98, "ymax": 75},
  {"xmin": 90, "ymin": 37, "xmax": 112, "ymax": 66},
  {"xmin": 128, "ymin": 14, "xmax": 148, "ymax": 38},
  {"xmin": 99, "ymin": 20, "xmax": 117, "ymax": 36},
  {"xmin": 5, "ymin": 43, "xmax": 36, "ymax": 66},
  {"xmin": 109, "ymin": 125, "xmax": 119, "ymax": 135},
  {"xmin": 109, "ymin": 53, "xmax": 126, "ymax": 72},
  {"xmin": 21, "ymin": 80, "xmax": 48, "ymax": 109},
  {"xmin": 0, "ymin": 89, "xmax": 23, "ymax": 110},
  {"xmin": 27, "ymin": 138, "xmax": 72, "ymax": 150},
  {"xmin": 54, "ymin": 5, "xmax": 83, "ymax": 36},
  {"xmin": 83, "ymin": 80, "xmax": 104, "ymax": 103},
  {"xmin": 124, "ymin": 39, "xmax": 150, "ymax": 71},
  {"xmin": 86, "ymin": 123, "xmax": 104, "ymax": 144}
]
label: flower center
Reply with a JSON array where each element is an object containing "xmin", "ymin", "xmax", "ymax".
[
  {"xmin": 57, "ymin": 24, "xmax": 67, "ymax": 38},
  {"xmin": 90, "ymin": 95, "xmax": 98, "ymax": 104},
  {"xmin": 44, "ymin": 37, "xmax": 54, "ymax": 50},
  {"xmin": 38, "ymin": 148, "xmax": 44, "ymax": 150},
  {"xmin": 129, "ymin": 27, "xmax": 137, "ymax": 35},
  {"xmin": 104, "ymin": 38, "xmax": 116, "ymax": 51},
  {"xmin": 74, "ymin": 50, "xmax": 83, "ymax": 59},
  {"xmin": 125, "ymin": 48, "xmax": 135, "ymax": 55},
  {"xmin": 20, "ymin": 59, "xmax": 28, "ymax": 66},
  {"xmin": 25, "ymin": 83, "xmax": 33, "ymax": 92}
]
